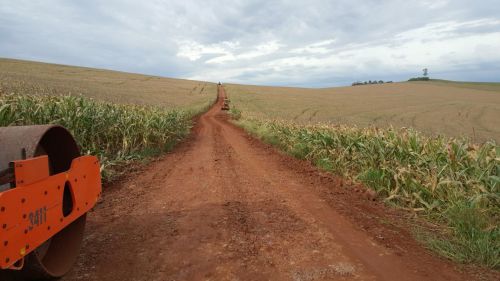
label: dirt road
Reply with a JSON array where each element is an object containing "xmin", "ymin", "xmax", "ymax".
[{"xmin": 63, "ymin": 86, "xmax": 481, "ymax": 281}]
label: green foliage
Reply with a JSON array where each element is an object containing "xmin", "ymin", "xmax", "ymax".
[
  {"xmin": 237, "ymin": 117, "xmax": 500, "ymax": 268},
  {"xmin": 424, "ymin": 202, "xmax": 499, "ymax": 268},
  {"xmin": 229, "ymin": 106, "xmax": 242, "ymax": 120},
  {"xmin": 408, "ymin": 77, "xmax": 430, "ymax": 81},
  {"xmin": 0, "ymin": 93, "xmax": 200, "ymax": 181}
]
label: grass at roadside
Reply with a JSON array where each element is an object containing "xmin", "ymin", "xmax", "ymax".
[
  {"xmin": 233, "ymin": 113, "xmax": 499, "ymax": 269},
  {"xmin": 0, "ymin": 92, "xmax": 214, "ymax": 181}
]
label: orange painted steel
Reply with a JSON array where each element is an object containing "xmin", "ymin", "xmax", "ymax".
[
  {"xmin": 13, "ymin": 156, "xmax": 50, "ymax": 187},
  {"xmin": 0, "ymin": 155, "xmax": 101, "ymax": 270}
]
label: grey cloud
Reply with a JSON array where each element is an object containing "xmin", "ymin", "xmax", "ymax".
[{"xmin": 1, "ymin": 0, "xmax": 499, "ymax": 87}]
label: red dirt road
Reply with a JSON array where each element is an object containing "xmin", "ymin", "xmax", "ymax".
[{"xmin": 62, "ymin": 86, "xmax": 487, "ymax": 281}]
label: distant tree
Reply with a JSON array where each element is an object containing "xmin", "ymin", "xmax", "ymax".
[
  {"xmin": 378, "ymin": 80, "xmax": 384, "ymax": 84},
  {"xmin": 422, "ymin": 68, "xmax": 428, "ymax": 77},
  {"xmin": 408, "ymin": 77, "xmax": 430, "ymax": 81}
]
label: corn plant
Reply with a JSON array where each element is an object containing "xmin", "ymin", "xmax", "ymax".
[{"xmin": 0, "ymin": 92, "xmax": 197, "ymax": 181}]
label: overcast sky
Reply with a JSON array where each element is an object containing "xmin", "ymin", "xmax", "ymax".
[{"xmin": 1, "ymin": 0, "xmax": 499, "ymax": 87}]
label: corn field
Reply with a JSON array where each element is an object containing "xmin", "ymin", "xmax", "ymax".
[
  {"xmin": 0, "ymin": 92, "xmax": 209, "ymax": 181},
  {"xmin": 236, "ymin": 116, "xmax": 499, "ymax": 268}
]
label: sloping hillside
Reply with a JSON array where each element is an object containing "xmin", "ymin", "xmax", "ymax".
[
  {"xmin": 226, "ymin": 81, "xmax": 500, "ymax": 142},
  {"xmin": 0, "ymin": 58, "xmax": 215, "ymax": 110}
]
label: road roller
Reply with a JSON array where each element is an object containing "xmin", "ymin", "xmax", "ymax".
[
  {"xmin": 0, "ymin": 125, "xmax": 101, "ymax": 280},
  {"xmin": 221, "ymin": 98, "xmax": 230, "ymax": 111}
]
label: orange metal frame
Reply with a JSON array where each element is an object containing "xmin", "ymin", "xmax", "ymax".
[{"xmin": 0, "ymin": 155, "xmax": 101, "ymax": 269}]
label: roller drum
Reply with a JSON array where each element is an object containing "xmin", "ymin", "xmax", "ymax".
[{"xmin": 0, "ymin": 125, "xmax": 86, "ymax": 280}]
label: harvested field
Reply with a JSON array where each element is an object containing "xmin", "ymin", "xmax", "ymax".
[
  {"xmin": 0, "ymin": 58, "xmax": 216, "ymax": 110},
  {"xmin": 225, "ymin": 82, "xmax": 500, "ymax": 143}
]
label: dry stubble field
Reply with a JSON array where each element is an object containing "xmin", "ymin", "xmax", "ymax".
[
  {"xmin": 226, "ymin": 81, "xmax": 500, "ymax": 143},
  {"xmin": 0, "ymin": 58, "xmax": 215, "ymax": 109}
]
